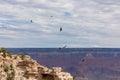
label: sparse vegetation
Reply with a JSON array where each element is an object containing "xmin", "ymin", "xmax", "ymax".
[
  {"xmin": 3, "ymin": 64, "xmax": 9, "ymax": 73},
  {"xmin": 7, "ymin": 51, "xmax": 12, "ymax": 58},
  {"xmin": 19, "ymin": 53, "xmax": 25, "ymax": 60},
  {"xmin": 10, "ymin": 64, "xmax": 13, "ymax": 70},
  {"xmin": 0, "ymin": 48, "xmax": 6, "ymax": 53},
  {"xmin": 14, "ymin": 55, "xmax": 17, "ymax": 59},
  {"xmin": 0, "ymin": 48, "xmax": 12, "ymax": 58},
  {"xmin": 2, "ymin": 49, "xmax": 7, "ymax": 58},
  {"xmin": 0, "ymin": 48, "xmax": 73, "ymax": 80},
  {"xmin": 7, "ymin": 72, "xmax": 15, "ymax": 80},
  {"xmin": 3, "ymin": 64, "xmax": 15, "ymax": 80},
  {"xmin": 2, "ymin": 52, "xmax": 6, "ymax": 58}
]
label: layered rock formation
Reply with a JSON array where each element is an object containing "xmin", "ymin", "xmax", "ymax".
[{"xmin": 0, "ymin": 48, "xmax": 73, "ymax": 80}]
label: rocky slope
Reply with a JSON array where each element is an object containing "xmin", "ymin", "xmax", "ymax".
[{"xmin": 0, "ymin": 48, "xmax": 73, "ymax": 80}]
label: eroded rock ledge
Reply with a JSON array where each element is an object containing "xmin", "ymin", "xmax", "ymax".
[{"xmin": 0, "ymin": 48, "xmax": 73, "ymax": 80}]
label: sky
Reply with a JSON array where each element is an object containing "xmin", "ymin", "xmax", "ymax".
[{"xmin": 0, "ymin": 0, "xmax": 120, "ymax": 48}]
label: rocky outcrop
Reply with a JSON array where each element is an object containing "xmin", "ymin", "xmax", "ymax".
[
  {"xmin": 38, "ymin": 67, "xmax": 73, "ymax": 80},
  {"xmin": 0, "ymin": 48, "xmax": 73, "ymax": 80}
]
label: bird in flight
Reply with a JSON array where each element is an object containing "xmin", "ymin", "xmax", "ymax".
[
  {"xmin": 50, "ymin": 16, "xmax": 53, "ymax": 18},
  {"xmin": 60, "ymin": 27, "xmax": 62, "ymax": 32},
  {"xmin": 58, "ymin": 45, "xmax": 67, "ymax": 50},
  {"xmin": 63, "ymin": 45, "xmax": 67, "ymax": 48},
  {"xmin": 30, "ymin": 20, "xmax": 33, "ymax": 23}
]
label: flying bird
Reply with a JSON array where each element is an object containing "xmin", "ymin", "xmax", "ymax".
[
  {"xmin": 58, "ymin": 45, "xmax": 67, "ymax": 50},
  {"xmin": 63, "ymin": 45, "xmax": 67, "ymax": 48},
  {"xmin": 30, "ymin": 20, "xmax": 33, "ymax": 22},
  {"xmin": 60, "ymin": 27, "xmax": 62, "ymax": 32},
  {"xmin": 50, "ymin": 16, "xmax": 53, "ymax": 18}
]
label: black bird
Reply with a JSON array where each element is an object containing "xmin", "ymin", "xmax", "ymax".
[
  {"xmin": 30, "ymin": 20, "xmax": 33, "ymax": 22},
  {"xmin": 58, "ymin": 45, "xmax": 67, "ymax": 50},
  {"xmin": 50, "ymin": 16, "xmax": 53, "ymax": 18},
  {"xmin": 60, "ymin": 27, "xmax": 62, "ymax": 32}
]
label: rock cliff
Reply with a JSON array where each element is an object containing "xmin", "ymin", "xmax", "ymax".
[{"xmin": 0, "ymin": 48, "xmax": 73, "ymax": 80}]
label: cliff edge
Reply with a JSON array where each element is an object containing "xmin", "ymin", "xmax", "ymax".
[{"xmin": 0, "ymin": 48, "xmax": 73, "ymax": 80}]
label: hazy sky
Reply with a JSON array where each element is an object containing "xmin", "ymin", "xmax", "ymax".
[{"xmin": 0, "ymin": 0, "xmax": 120, "ymax": 48}]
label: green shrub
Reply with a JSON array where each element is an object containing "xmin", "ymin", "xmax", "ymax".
[
  {"xmin": 7, "ymin": 73, "xmax": 15, "ymax": 80},
  {"xmin": 19, "ymin": 54, "xmax": 25, "ymax": 60},
  {"xmin": 4, "ymin": 65, "xmax": 9, "ymax": 73},
  {"xmin": 10, "ymin": 64, "xmax": 13, "ymax": 70},
  {"xmin": 7, "ymin": 51, "xmax": 12, "ymax": 58},
  {"xmin": 1, "ymin": 48, "xmax": 7, "ymax": 58},
  {"xmin": 6, "ymin": 65, "xmax": 15, "ymax": 80},
  {"xmin": 0, "ymin": 48, "xmax": 6, "ymax": 53},
  {"xmin": 2, "ymin": 51, "xmax": 6, "ymax": 58}
]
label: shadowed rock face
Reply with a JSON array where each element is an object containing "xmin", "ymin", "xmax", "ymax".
[{"xmin": 42, "ymin": 74, "xmax": 54, "ymax": 80}]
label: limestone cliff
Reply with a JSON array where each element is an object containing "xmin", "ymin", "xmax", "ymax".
[{"xmin": 0, "ymin": 48, "xmax": 73, "ymax": 80}]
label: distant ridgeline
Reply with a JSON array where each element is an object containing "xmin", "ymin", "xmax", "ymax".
[
  {"xmin": 5, "ymin": 48, "xmax": 120, "ymax": 80},
  {"xmin": 6, "ymin": 48, "xmax": 120, "ymax": 57}
]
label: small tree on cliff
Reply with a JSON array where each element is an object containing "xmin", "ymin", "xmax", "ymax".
[
  {"xmin": 1, "ymin": 48, "xmax": 7, "ymax": 58},
  {"xmin": 7, "ymin": 51, "xmax": 12, "ymax": 58},
  {"xmin": 19, "ymin": 53, "xmax": 25, "ymax": 60}
]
